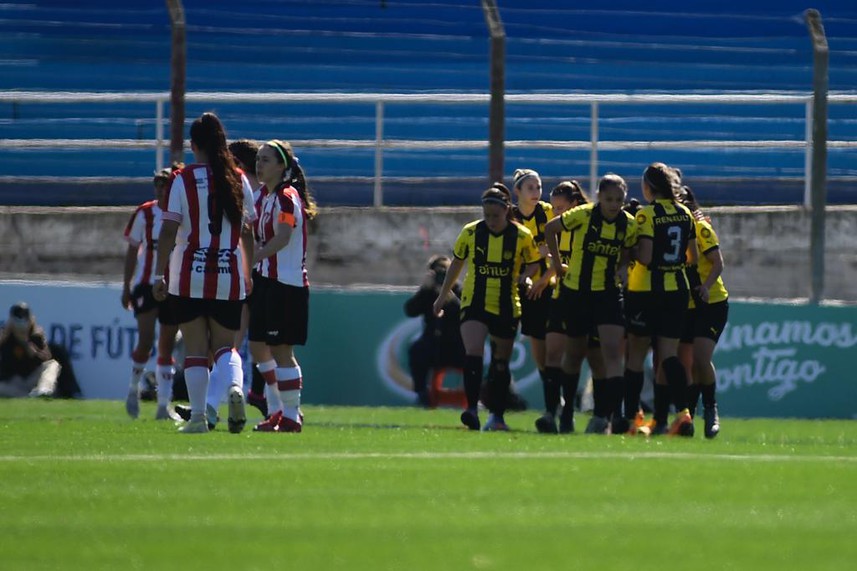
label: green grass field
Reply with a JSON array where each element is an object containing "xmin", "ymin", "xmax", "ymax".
[{"xmin": 1, "ymin": 399, "xmax": 855, "ymax": 571}]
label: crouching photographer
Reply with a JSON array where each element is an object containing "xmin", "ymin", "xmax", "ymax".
[
  {"xmin": 403, "ymin": 255, "xmax": 465, "ymax": 407},
  {"xmin": 0, "ymin": 302, "xmax": 61, "ymax": 398}
]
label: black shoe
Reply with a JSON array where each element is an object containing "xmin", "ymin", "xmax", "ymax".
[
  {"xmin": 534, "ymin": 412, "xmax": 558, "ymax": 434},
  {"xmin": 558, "ymin": 407, "xmax": 575, "ymax": 434},
  {"xmin": 610, "ymin": 417, "xmax": 630, "ymax": 435},
  {"xmin": 650, "ymin": 422, "xmax": 669, "ymax": 436},
  {"xmin": 246, "ymin": 391, "xmax": 268, "ymax": 418},
  {"xmin": 584, "ymin": 415, "xmax": 609, "ymax": 434},
  {"xmin": 174, "ymin": 404, "xmax": 217, "ymax": 431},
  {"xmin": 174, "ymin": 403, "xmax": 192, "ymax": 422},
  {"xmin": 460, "ymin": 409, "xmax": 480, "ymax": 431},
  {"xmin": 703, "ymin": 405, "xmax": 720, "ymax": 439}
]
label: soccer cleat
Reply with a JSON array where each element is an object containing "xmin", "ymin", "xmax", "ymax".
[
  {"xmin": 253, "ymin": 411, "xmax": 282, "ymax": 432},
  {"xmin": 174, "ymin": 404, "xmax": 218, "ymax": 431},
  {"xmin": 178, "ymin": 417, "xmax": 209, "ymax": 434},
  {"xmin": 277, "ymin": 415, "xmax": 302, "ymax": 433},
  {"xmin": 460, "ymin": 409, "xmax": 481, "ymax": 431},
  {"xmin": 703, "ymin": 405, "xmax": 721, "ymax": 439},
  {"xmin": 610, "ymin": 417, "xmax": 630, "ymax": 435},
  {"xmin": 649, "ymin": 421, "xmax": 668, "ymax": 436},
  {"xmin": 226, "ymin": 386, "xmax": 246, "ymax": 434},
  {"xmin": 668, "ymin": 408, "xmax": 694, "ymax": 437},
  {"xmin": 627, "ymin": 411, "xmax": 648, "ymax": 435},
  {"xmin": 482, "ymin": 413, "xmax": 509, "ymax": 432},
  {"xmin": 584, "ymin": 415, "xmax": 609, "ymax": 435},
  {"xmin": 534, "ymin": 412, "xmax": 558, "ymax": 434},
  {"xmin": 174, "ymin": 404, "xmax": 191, "ymax": 422},
  {"xmin": 246, "ymin": 391, "xmax": 268, "ymax": 418},
  {"xmin": 155, "ymin": 405, "xmax": 182, "ymax": 421},
  {"xmin": 205, "ymin": 404, "xmax": 219, "ymax": 430},
  {"xmin": 125, "ymin": 387, "xmax": 140, "ymax": 419},
  {"xmin": 558, "ymin": 406, "xmax": 575, "ymax": 434}
]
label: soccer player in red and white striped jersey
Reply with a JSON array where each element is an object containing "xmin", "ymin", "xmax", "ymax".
[
  {"xmin": 122, "ymin": 165, "xmax": 182, "ymax": 422},
  {"xmin": 153, "ymin": 112, "xmax": 256, "ymax": 434},
  {"xmin": 248, "ymin": 140, "xmax": 317, "ymax": 433}
]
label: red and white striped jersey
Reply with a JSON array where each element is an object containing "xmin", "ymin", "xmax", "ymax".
[
  {"xmin": 255, "ymin": 184, "xmax": 309, "ymax": 287},
  {"xmin": 123, "ymin": 200, "xmax": 162, "ymax": 287},
  {"xmin": 163, "ymin": 164, "xmax": 257, "ymax": 300}
]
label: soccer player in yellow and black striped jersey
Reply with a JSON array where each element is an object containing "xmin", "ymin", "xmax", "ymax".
[
  {"xmin": 510, "ymin": 169, "xmax": 556, "ymax": 420},
  {"xmin": 539, "ymin": 180, "xmax": 605, "ymax": 434},
  {"xmin": 433, "ymin": 187, "xmax": 540, "ymax": 432},
  {"xmin": 545, "ymin": 174, "xmax": 637, "ymax": 434},
  {"xmin": 625, "ymin": 163, "xmax": 699, "ymax": 436},
  {"xmin": 677, "ymin": 185, "xmax": 728, "ymax": 438}
]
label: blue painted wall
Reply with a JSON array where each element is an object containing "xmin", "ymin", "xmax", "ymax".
[{"xmin": 1, "ymin": 1, "xmax": 855, "ymax": 205}]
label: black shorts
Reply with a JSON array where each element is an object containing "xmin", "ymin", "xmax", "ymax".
[
  {"xmin": 625, "ymin": 290, "xmax": 689, "ymax": 339},
  {"xmin": 681, "ymin": 299, "xmax": 729, "ymax": 343},
  {"xmin": 167, "ymin": 295, "xmax": 243, "ymax": 331},
  {"xmin": 460, "ymin": 305, "xmax": 519, "ymax": 340},
  {"xmin": 248, "ymin": 275, "xmax": 309, "ymax": 346},
  {"xmin": 519, "ymin": 288, "xmax": 551, "ymax": 340},
  {"xmin": 546, "ymin": 294, "xmax": 567, "ymax": 336},
  {"xmin": 563, "ymin": 288, "xmax": 625, "ymax": 337},
  {"xmin": 131, "ymin": 283, "xmax": 178, "ymax": 326}
]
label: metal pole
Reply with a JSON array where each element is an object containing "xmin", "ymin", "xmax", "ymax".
[
  {"xmin": 166, "ymin": 0, "xmax": 186, "ymax": 166},
  {"xmin": 805, "ymin": 9, "xmax": 829, "ymax": 304},
  {"xmin": 590, "ymin": 101, "xmax": 599, "ymax": 194},
  {"xmin": 481, "ymin": 0, "xmax": 505, "ymax": 185},
  {"xmin": 373, "ymin": 100, "xmax": 384, "ymax": 207},
  {"xmin": 155, "ymin": 99, "xmax": 164, "ymax": 171},
  {"xmin": 803, "ymin": 99, "xmax": 812, "ymax": 209}
]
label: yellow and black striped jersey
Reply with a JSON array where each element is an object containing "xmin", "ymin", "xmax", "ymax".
[
  {"xmin": 551, "ymin": 225, "xmax": 574, "ymax": 299},
  {"xmin": 559, "ymin": 203, "xmax": 637, "ymax": 292},
  {"xmin": 513, "ymin": 201, "xmax": 553, "ymax": 280},
  {"xmin": 453, "ymin": 220, "xmax": 541, "ymax": 318},
  {"xmin": 690, "ymin": 216, "xmax": 729, "ymax": 307},
  {"xmin": 628, "ymin": 198, "xmax": 696, "ymax": 293}
]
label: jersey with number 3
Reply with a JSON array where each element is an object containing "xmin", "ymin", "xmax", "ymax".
[
  {"xmin": 628, "ymin": 198, "xmax": 696, "ymax": 292},
  {"xmin": 255, "ymin": 184, "xmax": 309, "ymax": 287},
  {"xmin": 162, "ymin": 164, "xmax": 256, "ymax": 300}
]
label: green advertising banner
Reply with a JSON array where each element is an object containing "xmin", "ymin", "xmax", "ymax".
[
  {"xmin": 713, "ymin": 300, "xmax": 857, "ymax": 419},
  {"xmin": 299, "ymin": 289, "xmax": 856, "ymax": 419}
]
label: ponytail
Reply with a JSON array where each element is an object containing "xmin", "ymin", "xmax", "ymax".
[
  {"xmin": 190, "ymin": 113, "xmax": 243, "ymax": 227},
  {"xmin": 268, "ymin": 139, "xmax": 318, "ymax": 221}
]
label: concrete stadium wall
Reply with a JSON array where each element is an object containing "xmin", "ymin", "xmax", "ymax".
[{"xmin": 1, "ymin": 205, "xmax": 856, "ymax": 302}]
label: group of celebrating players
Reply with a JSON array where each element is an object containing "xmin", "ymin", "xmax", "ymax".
[
  {"xmin": 434, "ymin": 163, "xmax": 728, "ymax": 437},
  {"xmin": 122, "ymin": 112, "xmax": 314, "ymax": 434},
  {"xmin": 120, "ymin": 110, "xmax": 726, "ymax": 438}
]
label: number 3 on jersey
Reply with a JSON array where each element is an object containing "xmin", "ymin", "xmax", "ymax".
[{"xmin": 664, "ymin": 225, "xmax": 682, "ymax": 263}]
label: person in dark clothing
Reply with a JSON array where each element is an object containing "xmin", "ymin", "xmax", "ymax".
[
  {"xmin": 0, "ymin": 302, "xmax": 60, "ymax": 398},
  {"xmin": 404, "ymin": 255, "xmax": 465, "ymax": 407}
]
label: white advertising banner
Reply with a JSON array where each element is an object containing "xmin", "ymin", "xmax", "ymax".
[{"xmin": 2, "ymin": 279, "xmax": 162, "ymax": 399}]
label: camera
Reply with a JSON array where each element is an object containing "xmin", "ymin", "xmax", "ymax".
[{"xmin": 434, "ymin": 269, "xmax": 447, "ymax": 286}]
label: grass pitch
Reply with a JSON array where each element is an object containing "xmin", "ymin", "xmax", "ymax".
[{"xmin": 1, "ymin": 399, "xmax": 855, "ymax": 571}]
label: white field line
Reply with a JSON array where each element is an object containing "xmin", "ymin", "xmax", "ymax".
[{"xmin": 1, "ymin": 451, "xmax": 856, "ymax": 463}]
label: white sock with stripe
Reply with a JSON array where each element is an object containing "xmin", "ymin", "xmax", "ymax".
[
  {"xmin": 155, "ymin": 361, "xmax": 175, "ymax": 407},
  {"xmin": 276, "ymin": 365, "xmax": 303, "ymax": 423},
  {"xmin": 183, "ymin": 357, "xmax": 209, "ymax": 421},
  {"xmin": 259, "ymin": 360, "xmax": 284, "ymax": 415}
]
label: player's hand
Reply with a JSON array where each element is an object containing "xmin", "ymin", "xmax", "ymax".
[
  {"xmin": 121, "ymin": 288, "xmax": 132, "ymax": 310},
  {"xmin": 432, "ymin": 293, "xmax": 447, "ymax": 317},
  {"xmin": 528, "ymin": 277, "xmax": 550, "ymax": 299},
  {"xmin": 153, "ymin": 277, "xmax": 168, "ymax": 301},
  {"xmin": 695, "ymin": 286, "xmax": 710, "ymax": 304}
]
